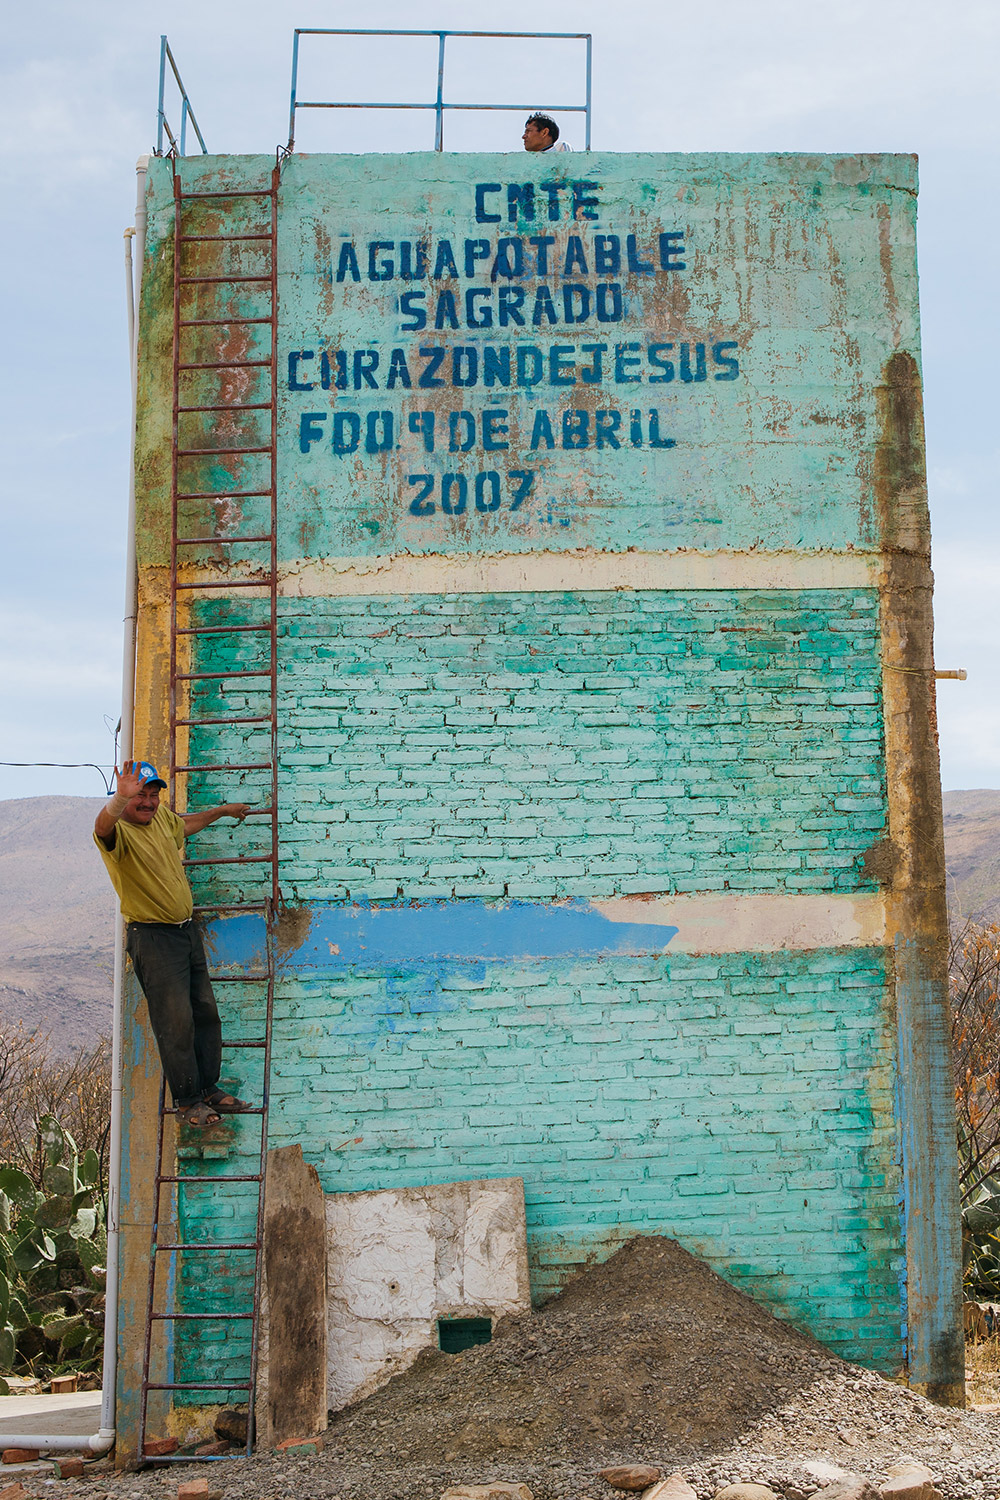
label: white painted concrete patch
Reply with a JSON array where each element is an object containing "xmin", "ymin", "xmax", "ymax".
[
  {"xmin": 593, "ymin": 891, "xmax": 887, "ymax": 952},
  {"xmin": 278, "ymin": 548, "xmax": 879, "ymax": 596},
  {"xmin": 177, "ymin": 549, "xmax": 880, "ymax": 600},
  {"xmin": 326, "ymin": 1177, "xmax": 530, "ymax": 1412}
]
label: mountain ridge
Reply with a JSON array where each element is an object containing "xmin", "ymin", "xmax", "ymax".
[{"xmin": 1, "ymin": 791, "xmax": 999, "ymax": 1051}]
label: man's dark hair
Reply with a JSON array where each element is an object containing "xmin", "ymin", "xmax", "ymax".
[{"xmin": 525, "ymin": 112, "xmax": 560, "ymax": 143}]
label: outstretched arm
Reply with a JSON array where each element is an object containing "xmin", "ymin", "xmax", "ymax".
[
  {"xmin": 94, "ymin": 762, "xmax": 148, "ymax": 848},
  {"xmin": 181, "ymin": 803, "xmax": 251, "ymax": 836}
]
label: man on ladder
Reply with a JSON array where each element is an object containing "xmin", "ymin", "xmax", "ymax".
[{"xmin": 94, "ymin": 759, "xmax": 252, "ymax": 1127}]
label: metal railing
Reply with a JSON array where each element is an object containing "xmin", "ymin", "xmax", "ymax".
[
  {"xmin": 287, "ymin": 28, "xmax": 592, "ymax": 152},
  {"xmin": 156, "ymin": 35, "xmax": 208, "ymax": 156}
]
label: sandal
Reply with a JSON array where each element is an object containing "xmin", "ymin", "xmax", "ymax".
[
  {"xmin": 177, "ymin": 1101, "xmax": 222, "ymax": 1128},
  {"xmin": 203, "ymin": 1088, "xmax": 253, "ymax": 1114}
]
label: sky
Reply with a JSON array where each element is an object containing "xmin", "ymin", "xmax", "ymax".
[{"xmin": 1, "ymin": 0, "xmax": 997, "ymax": 801}]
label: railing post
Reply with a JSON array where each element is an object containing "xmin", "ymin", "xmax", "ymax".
[
  {"xmin": 434, "ymin": 33, "xmax": 446, "ymax": 152},
  {"xmin": 288, "ymin": 29, "xmax": 301, "ymax": 153},
  {"xmin": 585, "ymin": 34, "xmax": 592, "ymax": 150},
  {"xmin": 157, "ymin": 35, "xmax": 168, "ymax": 156}
]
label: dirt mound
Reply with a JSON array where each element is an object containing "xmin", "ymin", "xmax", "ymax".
[{"xmin": 326, "ymin": 1236, "xmax": 841, "ymax": 1464}]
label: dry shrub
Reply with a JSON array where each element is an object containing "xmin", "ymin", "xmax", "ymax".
[
  {"xmin": 951, "ymin": 921, "xmax": 1000, "ymax": 1205},
  {"xmin": 0, "ymin": 1026, "xmax": 111, "ymax": 1195}
]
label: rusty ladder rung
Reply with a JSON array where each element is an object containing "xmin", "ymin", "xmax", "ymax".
[
  {"xmin": 177, "ymin": 714, "xmax": 271, "ymax": 725},
  {"xmin": 179, "ymin": 187, "xmax": 274, "ymax": 198},
  {"xmin": 178, "ymin": 400, "xmax": 272, "ymax": 409},
  {"xmin": 176, "ymin": 535, "xmax": 272, "ymax": 545},
  {"xmin": 179, "ymin": 233, "xmax": 272, "ymax": 242},
  {"xmin": 178, "ymin": 360, "xmax": 271, "ymax": 371},
  {"xmin": 177, "ymin": 444, "xmax": 270, "ymax": 457},
  {"xmin": 146, "ymin": 1381, "xmax": 253, "ymax": 1392},
  {"xmin": 159, "ymin": 1173, "xmax": 264, "ymax": 1184},
  {"xmin": 175, "ymin": 624, "xmax": 272, "ymax": 637},
  {"xmin": 173, "ymin": 579, "xmax": 273, "ymax": 591},
  {"xmin": 156, "ymin": 1241, "xmax": 260, "ymax": 1252},
  {"xmin": 174, "ymin": 670, "xmax": 271, "ymax": 682},
  {"xmin": 163, "ymin": 1107, "xmax": 266, "ymax": 1119},
  {"xmin": 179, "ymin": 274, "xmax": 271, "ymax": 285},
  {"xmin": 151, "ymin": 1312, "xmax": 256, "ymax": 1322},
  {"xmin": 173, "ymin": 492, "xmax": 271, "ymax": 504},
  {"xmin": 179, "ymin": 319, "xmax": 273, "ymax": 330}
]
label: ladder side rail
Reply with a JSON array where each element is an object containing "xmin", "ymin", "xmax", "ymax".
[
  {"xmin": 140, "ymin": 165, "xmax": 280, "ymax": 1466},
  {"xmin": 245, "ymin": 160, "xmax": 282, "ymax": 1457},
  {"xmin": 138, "ymin": 1081, "xmax": 171, "ymax": 1457}
]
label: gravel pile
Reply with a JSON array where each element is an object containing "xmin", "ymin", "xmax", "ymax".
[{"xmin": 56, "ymin": 1237, "xmax": 1000, "ymax": 1500}]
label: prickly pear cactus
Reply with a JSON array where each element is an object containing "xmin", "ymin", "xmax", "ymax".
[{"xmin": 0, "ymin": 1115, "xmax": 106, "ymax": 1387}]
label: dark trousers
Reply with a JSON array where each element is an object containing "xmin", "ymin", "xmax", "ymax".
[{"xmin": 125, "ymin": 920, "xmax": 222, "ymax": 1108}]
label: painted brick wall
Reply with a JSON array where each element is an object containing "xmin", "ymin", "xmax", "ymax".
[
  {"xmin": 186, "ymin": 588, "xmax": 886, "ymax": 902},
  {"xmin": 177, "ymin": 583, "xmax": 899, "ymax": 1373},
  {"xmin": 254, "ymin": 945, "xmax": 902, "ymax": 1370}
]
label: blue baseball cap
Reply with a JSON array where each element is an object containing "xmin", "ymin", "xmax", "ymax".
[{"xmin": 136, "ymin": 761, "xmax": 167, "ymax": 790}]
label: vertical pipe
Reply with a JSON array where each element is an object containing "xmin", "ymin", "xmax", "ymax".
[
  {"xmin": 124, "ymin": 230, "xmax": 135, "ymax": 358},
  {"xmin": 585, "ymin": 35, "xmax": 592, "ymax": 150},
  {"xmin": 434, "ymin": 33, "xmax": 446, "ymax": 151},
  {"xmin": 180, "ymin": 97, "xmax": 188, "ymax": 158},
  {"xmin": 157, "ymin": 37, "xmax": 168, "ymax": 156},
  {"xmin": 101, "ymin": 150, "xmax": 149, "ymax": 1448},
  {"xmin": 288, "ymin": 30, "xmax": 300, "ymax": 152}
]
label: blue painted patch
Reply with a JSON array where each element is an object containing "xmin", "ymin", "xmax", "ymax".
[
  {"xmin": 204, "ymin": 899, "xmax": 677, "ymax": 970},
  {"xmin": 201, "ymin": 911, "xmax": 268, "ymax": 971},
  {"xmin": 290, "ymin": 898, "xmax": 677, "ymax": 968}
]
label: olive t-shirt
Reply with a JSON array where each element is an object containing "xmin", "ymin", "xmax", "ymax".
[{"xmin": 93, "ymin": 805, "xmax": 193, "ymax": 924}]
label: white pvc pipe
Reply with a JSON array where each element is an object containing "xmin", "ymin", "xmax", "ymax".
[{"xmin": 4, "ymin": 154, "xmax": 152, "ymax": 1462}]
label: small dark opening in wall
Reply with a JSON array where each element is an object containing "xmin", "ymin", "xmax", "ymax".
[{"xmin": 437, "ymin": 1317, "xmax": 492, "ymax": 1353}]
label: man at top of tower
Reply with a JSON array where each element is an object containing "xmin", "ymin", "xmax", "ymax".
[{"xmin": 522, "ymin": 112, "xmax": 572, "ymax": 152}]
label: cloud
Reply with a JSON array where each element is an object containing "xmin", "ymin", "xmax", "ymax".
[{"xmin": 0, "ymin": 57, "xmax": 144, "ymax": 190}]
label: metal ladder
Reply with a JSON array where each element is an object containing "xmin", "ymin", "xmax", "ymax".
[{"xmin": 137, "ymin": 162, "xmax": 280, "ymax": 1463}]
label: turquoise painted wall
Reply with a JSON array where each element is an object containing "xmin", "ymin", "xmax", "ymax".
[
  {"xmin": 131, "ymin": 149, "xmax": 936, "ymax": 1390},
  {"xmin": 137, "ymin": 150, "xmax": 920, "ymax": 569}
]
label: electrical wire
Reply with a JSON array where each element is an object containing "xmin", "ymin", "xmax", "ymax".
[{"xmin": 0, "ymin": 762, "xmax": 113, "ymax": 794}]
